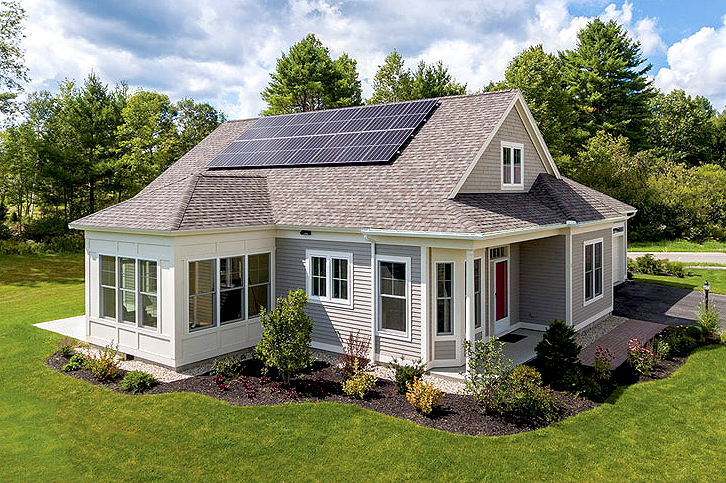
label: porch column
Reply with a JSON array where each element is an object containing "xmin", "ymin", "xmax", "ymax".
[
  {"xmin": 369, "ymin": 238, "xmax": 377, "ymax": 363},
  {"xmin": 465, "ymin": 249, "xmax": 474, "ymax": 371},
  {"xmin": 420, "ymin": 246, "xmax": 428, "ymax": 366}
]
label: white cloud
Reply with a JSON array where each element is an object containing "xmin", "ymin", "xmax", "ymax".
[{"xmin": 655, "ymin": 15, "xmax": 726, "ymax": 110}]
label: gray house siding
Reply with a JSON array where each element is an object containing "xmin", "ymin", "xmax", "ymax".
[
  {"xmin": 434, "ymin": 340, "xmax": 456, "ymax": 360},
  {"xmin": 572, "ymin": 228, "xmax": 613, "ymax": 326},
  {"xmin": 375, "ymin": 244, "xmax": 422, "ymax": 360},
  {"xmin": 518, "ymin": 235, "xmax": 566, "ymax": 326},
  {"xmin": 459, "ymin": 108, "xmax": 548, "ymax": 194},
  {"xmin": 275, "ymin": 238, "xmax": 372, "ymax": 351}
]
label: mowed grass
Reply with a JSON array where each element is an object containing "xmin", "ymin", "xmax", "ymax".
[
  {"xmin": 632, "ymin": 268, "xmax": 726, "ymax": 295},
  {"xmin": 628, "ymin": 239, "xmax": 726, "ymax": 252},
  {"xmin": 2, "ymin": 254, "xmax": 726, "ymax": 482}
]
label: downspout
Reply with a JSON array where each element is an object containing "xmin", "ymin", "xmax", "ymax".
[
  {"xmin": 363, "ymin": 234, "xmax": 377, "ymax": 363},
  {"xmin": 565, "ymin": 220, "xmax": 575, "ymax": 326}
]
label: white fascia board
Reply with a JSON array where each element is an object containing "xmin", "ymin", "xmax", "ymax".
[
  {"xmin": 513, "ymin": 91, "xmax": 561, "ymax": 179},
  {"xmin": 69, "ymin": 223, "xmax": 277, "ymax": 237}
]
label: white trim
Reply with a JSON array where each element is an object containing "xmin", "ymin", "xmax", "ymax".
[
  {"xmin": 420, "ymin": 246, "xmax": 428, "ymax": 364},
  {"xmin": 512, "ymin": 96, "xmax": 561, "ymax": 178},
  {"xmin": 583, "ymin": 238, "xmax": 604, "ymax": 307},
  {"xmin": 465, "ymin": 250, "xmax": 475, "ymax": 373},
  {"xmin": 375, "ymin": 254, "xmax": 412, "ymax": 342},
  {"xmin": 491, "ymin": 255, "xmax": 511, "ymax": 335},
  {"xmin": 434, "ymin": 261, "xmax": 455, "ymax": 337},
  {"xmin": 565, "ymin": 230, "xmax": 573, "ymax": 326},
  {"xmin": 573, "ymin": 306, "xmax": 613, "ymax": 332},
  {"xmin": 70, "ymin": 223, "xmax": 277, "ymax": 236},
  {"xmin": 500, "ymin": 140, "xmax": 524, "ymax": 190},
  {"xmin": 369, "ymin": 239, "xmax": 376, "ymax": 363},
  {"xmin": 305, "ymin": 249, "xmax": 353, "ymax": 308},
  {"xmin": 474, "ymin": 256, "xmax": 483, "ymax": 331}
]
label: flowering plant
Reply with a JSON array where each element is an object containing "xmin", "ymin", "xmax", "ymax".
[
  {"xmin": 593, "ymin": 346, "xmax": 613, "ymax": 380},
  {"xmin": 627, "ymin": 338, "xmax": 658, "ymax": 376}
]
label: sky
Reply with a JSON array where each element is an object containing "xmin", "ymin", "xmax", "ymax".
[{"xmin": 22, "ymin": 0, "xmax": 726, "ymax": 119}]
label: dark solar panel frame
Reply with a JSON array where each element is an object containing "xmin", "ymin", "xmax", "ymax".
[{"xmin": 206, "ymin": 98, "xmax": 438, "ymax": 169}]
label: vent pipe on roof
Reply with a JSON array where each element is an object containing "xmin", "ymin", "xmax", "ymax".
[{"xmin": 566, "ymin": 220, "xmax": 577, "ymax": 226}]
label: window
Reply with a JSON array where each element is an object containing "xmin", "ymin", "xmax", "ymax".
[
  {"xmin": 98, "ymin": 256, "xmax": 158, "ymax": 330},
  {"xmin": 378, "ymin": 259, "xmax": 409, "ymax": 335},
  {"xmin": 248, "ymin": 253, "xmax": 270, "ymax": 318},
  {"xmin": 584, "ymin": 240, "xmax": 603, "ymax": 302},
  {"xmin": 474, "ymin": 258, "xmax": 482, "ymax": 329},
  {"xmin": 306, "ymin": 251, "xmax": 352, "ymax": 305},
  {"xmin": 220, "ymin": 257, "xmax": 244, "ymax": 324},
  {"xmin": 501, "ymin": 142, "xmax": 523, "ymax": 188},
  {"xmin": 490, "ymin": 247, "xmax": 507, "ymax": 259},
  {"xmin": 436, "ymin": 262, "xmax": 453, "ymax": 335},
  {"xmin": 188, "ymin": 252, "xmax": 271, "ymax": 332},
  {"xmin": 189, "ymin": 259, "xmax": 216, "ymax": 331}
]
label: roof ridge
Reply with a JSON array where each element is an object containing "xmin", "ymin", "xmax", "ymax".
[{"xmin": 174, "ymin": 174, "xmax": 202, "ymax": 230}]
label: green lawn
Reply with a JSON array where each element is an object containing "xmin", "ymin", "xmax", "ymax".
[
  {"xmin": 632, "ymin": 268, "xmax": 726, "ymax": 295},
  {"xmin": 628, "ymin": 239, "xmax": 726, "ymax": 252},
  {"xmin": 3, "ymin": 254, "xmax": 726, "ymax": 482}
]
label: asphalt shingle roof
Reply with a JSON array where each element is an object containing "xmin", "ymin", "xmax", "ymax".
[{"xmin": 71, "ymin": 91, "xmax": 634, "ymax": 235}]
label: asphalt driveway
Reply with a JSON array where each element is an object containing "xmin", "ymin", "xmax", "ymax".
[{"xmin": 614, "ymin": 281, "xmax": 726, "ymax": 326}]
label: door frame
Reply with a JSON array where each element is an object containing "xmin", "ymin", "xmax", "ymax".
[{"xmin": 490, "ymin": 252, "xmax": 510, "ymax": 336}]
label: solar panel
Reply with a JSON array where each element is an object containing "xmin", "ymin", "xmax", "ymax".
[{"xmin": 206, "ymin": 98, "xmax": 438, "ymax": 169}]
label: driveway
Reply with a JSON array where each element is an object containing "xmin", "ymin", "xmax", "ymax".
[
  {"xmin": 614, "ymin": 281, "xmax": 726, "ymax": 326},
  {"xmin": 628, "ymin": 251, "xmax": 726, "ymax": 265}
]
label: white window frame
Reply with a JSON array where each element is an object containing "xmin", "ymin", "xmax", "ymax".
[
  {"xmin": 97, "ymin": 254, "xmax": 161, "ymax": 334},
  {"xmin": 187, "ymin": 251, "xmax": 272, "ymax": 334},
  {"xmin": 219, "ymin": 256, "xmax": 245, "ymax": 326},
  {"xmin": 376, "ymin": 255, "xmax": 411, "ymax": 341},
  {"xmin": 435, "ymin": 261, "xmax": 454, "ymax": 336},
  {"xmin": 305, "ymin": 249, "xmax": 353, "ymax": 308},
  {"xmin": 583, "ymin": 238, "xmax": 604, "ymax": 306},
  {"xmin": 500, "ymin": 141, "xmax": 524, "ymax": 190},
  {"xmin": 474, "ymin": 257, "xmax": 482, "ymax": 331}
]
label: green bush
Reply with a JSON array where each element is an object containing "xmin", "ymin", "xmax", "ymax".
[
  {"xmin": 405, "ymin": 378, "xmax": 443, "ymax": 415},
  {"xmin": 0, "ymin": 223, "xmax": 12, "ymax": 240},
  {"xmin": 120, "ymin": 371, "xmax": 157, "ymax": 393},
  {"xmin": 389, "ymin": 358, "xmax": 426, "ymax": 395},
  {"xmin": 341, "ymin": 360, "xmax": 377, "ymax": 399},
  {"xmin": 696, "ymin": 303, "xmax": 722, "ymax": 340},
  {"xmin": 633, "ymin": 254, "xmax": 664, "ymax": 274},
  {"xmin": 211, "ymin": 354, "xmax": 245, "ymax": 378},
  {"xmin": 656, "ymin": 326, "xmax": 698, "ymax": 357},
  {"xmin": 46, "ymin": 233, "xmax": 84, "ymax": 253},
  {"xmin": 0, "ymin": 239, "xmax": 45, "ymax": 255},
  {"xmin": 254, "ymin": 289, "xmax": 313, "ymax": 383},
  {"xmin": 462, "ymin": 337, "xmax": 513, "ymax": 406},
  {"xmin": 535, "ymin": 320, "xmax": 581, "ymax": 382},
  {"xmin": 57, "ymin": 337, "xmax": 78, "ymax": 358},
  {"xmin": 686, "ymin": 325, "xmax": 704, "ymax": 343},
  {"xmin": 62, "ymin": 353, "xmax": 88, "ymax": 372},
  {"xmin": 22, "ymin": 214, "xmax": 68, "ymax": 242},
  {"xmin": 559, "ymin": 366, "xmax": 607, "ymax": 401},
  {"xmin": 663, "ymin": 260, "xmax": 686, "ymax": 278},
  {"xmin": 86, "ymin": 344, "xmax": 122, "ymax": 382},
  {"xmin": 489, "ymin": 366, "xmax": 562, "ymax": 421}
]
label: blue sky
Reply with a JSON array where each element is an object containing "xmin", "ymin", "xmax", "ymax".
[{"xmin": 23, "ymin": 1, "xmax": 726, "ymax": 118}]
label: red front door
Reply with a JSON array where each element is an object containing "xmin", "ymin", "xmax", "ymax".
[{"xmin": 495, "ymin": 260, "xmax": 508, "ymax": 321}]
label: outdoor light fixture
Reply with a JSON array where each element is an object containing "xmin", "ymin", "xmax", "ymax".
[
  {"xmin": 704, "ymin": 280, "xmax": 711, "ymax": 308},
  {"xmin": 299, "ymin": 230, "xmax": 311, "ymax": 236}
]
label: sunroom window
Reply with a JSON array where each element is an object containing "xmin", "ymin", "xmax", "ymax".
[
  {"xmin": 100, "ymin": 255, "xmax": 116, "ymax": 319},
  {"xmin": 220, "ymin": 256, "xmax": 244, "ymax": 324},
  {"xmin": 378, "ymin": 259, "xmax": 408, "ymax": 334},
  {"xmin": 248, "ymin": 253, "xmax": 270, "ymax": 318},
  {"xmin": 98, "ymin": 256, "xmax": 158, "ymax": 330}
]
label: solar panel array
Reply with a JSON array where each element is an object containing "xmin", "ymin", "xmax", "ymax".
[{"xmin": 206, "ymin": 98, "xmax": 438, "ymax": 169}]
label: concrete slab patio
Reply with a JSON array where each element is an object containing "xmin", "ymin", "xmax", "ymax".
[{"xmin": 33, "ymin": 315, "xmax": 84, "ymax": 340}]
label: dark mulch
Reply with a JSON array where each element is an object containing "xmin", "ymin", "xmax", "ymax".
[{"xmin": 44, "ymin": 348, "xmax": 697, "ymax": 437}]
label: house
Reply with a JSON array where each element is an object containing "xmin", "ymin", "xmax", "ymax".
[{"xmin": 69, "ymin": 90, "xmax": 635, "ymax": 371}]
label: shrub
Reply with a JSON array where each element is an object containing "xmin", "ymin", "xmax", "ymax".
[
  {"xmin": 120, "ymin": 371, "xmax": 157, "ymax": 393},
  {"xmin": 535, "ymin": 320, "xmax": 581, "ymax": 382},
  {"xmin": 593, "ymin": 346, "xmax": 613, "ymax": 380},
  {"xmin": 57, "ymin": 337, "xmax": 78, "ymax": 358},
  {"xmin": 633, "ymin": 254, "xmax": 664, "ymax": 274},
  {"xmin": 663, "ymin": 260, "xmax": 686, "ymax": 278},
  {"xmin": 0, "ymin": 223, "xmax": 12, "ymax": 240},
  {"xmin": 46, "ymin": 233, "xmax": 84, "ymax": 253},
  {"xmin": 341, "ymin": 360, "xmax": 377, "ymax": 399},
  {"xmin": 338, "ymin": 330, "xmax": 370, "ymax": 380},
  {"xmin": 720, "ymin": 329, "xmax": 726, "ymax": 344},
  {"xmin": 389, "ymin": 357, "xmax": 426, "ymax": 395},
  {"xmin": 696, "ymin": 303, "xmax": 722, "ymax": 340},
  {"xmin": 254, "ymin": 289, "xmax": 313, "ymax": 383},
  {"xmin": 22, "ymin": 214, "xmax": 68, "ymax": 242},
  {"xmin": 462, "ymin": 337, "xmax": 513, "ymax": 406},
  {"xmin": 86, "ymin": 343, "xmax": 122, "ymax": 382},
  {"xmin": 653, "ymin": 338, "xmax": 671, "ymax": 360},
  {"xmin": 627, "ymin": 338, "xmax": 658, "ymax": 376},
  {"xmin": 658, "ymin": 328, "xmax": 697, "ymax": 357},
  {"xmin": 559, "ymin": 366, "xmax": 608, "ymax": 401},
  {"xmin": 405, "ymin": 377, "xmax": 443, "ymax": 415},
  {"xmin": 489, "ymin": 366, "xmax": 562, "ymax": 421},
  {"xmin": 62, "ymin": 353, "xmax": 88, "ymax": 372},
  {"xmin": 211, "ymin": 354, "xmax": 245, "ymax": 378},
  {"xmin": 686, "ymin": 325, "xmax": 704, "ymax": 343}
]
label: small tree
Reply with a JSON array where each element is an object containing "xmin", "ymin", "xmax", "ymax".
[
  {"xmin": 462, "ymin": 337, "xmax": 513, "ymax": 406},
  {"xmin": 535, "ymin": 319, "xmax": 581, "ymax": 381},
  {"xmin": 254, "ymin": 289, "xmax": 313, "ymax": 383}
]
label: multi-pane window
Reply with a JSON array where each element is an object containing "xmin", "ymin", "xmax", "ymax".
[
  {"xmin": 307, "ymin": 251, "xmax": 352, "ymax": 304},
  {"xmin": 248, "ymin": 253, "xmax": 270, "ymax": 318},
  {"xmin": 436, "ymin": 262, "xmax": 453, "ymax": 335},
  {"xmin": 189, "ymin": 259, "xmax": 216, "ymax": 331},
  {"xmin": 490, "ymin": 247, "xmax": 506, "ymax": 259},
  {"xmin": 585, "ymin": 240, "xmax": 603, "ymax": 302},
  {"xmin": 220, "ymin": 257, "xmax": 244, "ymax": 324},
  {"xmin": 379, "ymin": 260, "xmax": 408, "ymax": 333},
  {"xmin": 99, "ymin": 256, "xmax": 158, "ymax": 330},
  {"xmin": 474, "ymin": 258, "xmax": 482, "ymax": 329},
  {"xmin": 502, "ymin": 143, "xmax": 523, "ymax": 187}
]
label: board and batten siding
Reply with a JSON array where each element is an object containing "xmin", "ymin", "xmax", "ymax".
[
  {"xmin": 572, "ymin": 228, "xmax": 613, "ymax": 326},
  {"xmin": 275, "ymin": 238, "xmax": 372, "ymax": 351},
  {"xmin": 375, "ymin": 244, "xmax": 422, "ymax": 360},
  {"xmin": 459, "ymin": 108, "xmax": 548, "ymax": 193},
  {"xmin": 518, "ymin": 235, "xmax": 566, "ymax": 326}
]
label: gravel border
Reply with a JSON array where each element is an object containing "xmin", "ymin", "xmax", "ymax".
[{"xmin": 574, "ymin": 315, "xmax": 628, "ymax": 349}]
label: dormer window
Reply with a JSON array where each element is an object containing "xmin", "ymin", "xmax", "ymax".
[{"xmin": 501, "ymin": 141, "xmax": 523, "ymax": 188}]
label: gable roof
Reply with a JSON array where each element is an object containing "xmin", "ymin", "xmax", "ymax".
[{"xmin": 71, "ymin": 90, "xmax": 633, "ymax": 236}]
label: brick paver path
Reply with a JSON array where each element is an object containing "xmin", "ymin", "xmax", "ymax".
[{"xmin": 579, "ymin": 319, "xmax": 667, "ymax": 369}]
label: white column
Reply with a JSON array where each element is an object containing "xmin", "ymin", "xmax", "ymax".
[
  {"xmin": 370, "ymin": 239, "xmax": 377, "ymax": 363},
  {"xmin": 465, "ymin": 249, "xmax": 474, "ymax": 370},
  {"xmin": 565, "ymin": 231, "xmax": 573, "ymax": 326},
  {"xmin": 420, "ymin": 246, "xmax": 428, "ymax": 367}
]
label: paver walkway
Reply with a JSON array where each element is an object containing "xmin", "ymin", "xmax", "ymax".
[{"xmin": 579, "ymin": 319, "xmax": 667, "ymax": 369}]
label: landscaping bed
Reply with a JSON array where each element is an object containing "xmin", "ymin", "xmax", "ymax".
[{"xmin": 47, "ymin": 352, "xmax": 598, "ymax": 436}]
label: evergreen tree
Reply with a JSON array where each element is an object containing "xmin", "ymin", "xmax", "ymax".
[
  {"xmin": 561, "ymin": 19, "xmax": 655, "ymax": 151},
  {"xmin": 261, "ymin": 34, "xmax": 362, "ymax": 115}
]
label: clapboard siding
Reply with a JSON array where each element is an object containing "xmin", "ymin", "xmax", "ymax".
[
  {"xmin": 572, "ymin": 228, "xmax": 613, "ymax": 325},
  {"xmin": 434, "ymin": 340, "xmax": 456, "ymax": 360},
  {"xmin": 375, "ymin": 244, "xmax": 422, "ymax": 360},
  {"xmin": 519, "ymin": 236, "xmax": 566, "ymax": 326},
  {"xmin": 459, "ymin": 108, "xmax": 548, "ymax": 193},
  {"xmin": 275, "ymin": 238, "xmax": 372, "ymax": 351}
]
